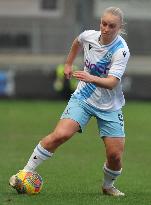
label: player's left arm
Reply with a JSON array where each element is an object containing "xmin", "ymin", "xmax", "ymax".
[
  {"xmin": 73, "ymin": 48, "xmax": 130, "ymax": 90},
  {"xmin": 73, "ymin": 71, "xmax": 118, "ymax": 90}
]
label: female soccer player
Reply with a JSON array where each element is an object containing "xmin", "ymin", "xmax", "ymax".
[{"xmin": 10, "ymin": 7, "xmax": 130, "ymax": 196}]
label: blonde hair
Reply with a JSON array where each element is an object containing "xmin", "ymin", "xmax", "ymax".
[{"xmin": 102, "ymin": 7, "xmax": 126, "ymax": 35}]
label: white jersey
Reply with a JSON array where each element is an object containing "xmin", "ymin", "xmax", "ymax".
[{"xmin": 73, "ymin": 30, "xmax": 130, "ymax": 111}]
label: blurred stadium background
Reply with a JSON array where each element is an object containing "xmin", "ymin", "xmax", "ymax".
[{"xmin": 0, "ymin": 0, "xmax": 150, "ymax": 100}]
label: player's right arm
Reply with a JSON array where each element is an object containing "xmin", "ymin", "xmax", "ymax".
[{"xmin": 64, "ymin": 38, "xmax": 81, "ymax": 79}]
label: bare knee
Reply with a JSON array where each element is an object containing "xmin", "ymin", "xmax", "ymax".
[
  {"xmin": 103, "ymin": 137, "xmax": 125, "ymax": 170},
  {"xmin": 107, "ymin": 151, "xmax": 122, "ymax": 170},
  {"xmin": 108, "ymin": 151, "xmax": 121, "ymax": 164},
  {"xmin": 52, "ymin": 129, "xmax": 73, "ymax": 144},
  {"xmin": 41, "ymin": 129, "xmax": 73, "ymax": 152}
]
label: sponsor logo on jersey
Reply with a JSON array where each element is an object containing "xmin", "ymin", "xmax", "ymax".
[{"xmin": 85, "ymin": 59, "xmax": 110, "ymax": 76}]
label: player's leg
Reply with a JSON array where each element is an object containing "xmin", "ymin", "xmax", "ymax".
[
  {"xmin": 41, "ymin": 119, "xmax": 80, "ymax": 152},
  {"xmin": 97, "ymin": 109, "xmax": 125, "ymax": 196},
  {"xmin": 103, "ymin": 137, "xmax": 125, "ymax": 170},
  {"xmin": 24, "ymin": 96, "xmax": 91, "ymax": 173},
  {"xmin": 9, "ymin": 118, "xmax": 80, "ymax": 189},
  {"xmin": 10, "ymin": 97, "xmax": 91, "ymax": 177},
  {"xmin": 23, "ymin": 118, "xmax": 80, "ymax": 172},
  {"xmin": 9, "ymin": 97, "xmax": 91, "ymax": 189},
  {"xmin": 102, "ymin": 137, "xmax": 125, "ymax": 196}
]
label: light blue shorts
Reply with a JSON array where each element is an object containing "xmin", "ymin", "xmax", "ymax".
[{"xmin": 61, "ymin": 96, "xmax": 125, "ymax": 137}]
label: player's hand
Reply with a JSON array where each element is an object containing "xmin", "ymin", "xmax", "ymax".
[
  {"xmin": 73, "ymin": 71, "xmax": 95, "ymax": 83},
  {"xmin": 64, "ymin": 64, "xmax": 73, "ymax": 79}
]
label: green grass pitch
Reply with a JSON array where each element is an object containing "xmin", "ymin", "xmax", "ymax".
[{"xmin": 0, "ymin": 100, "xmax": 151, "ymax": 205}]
